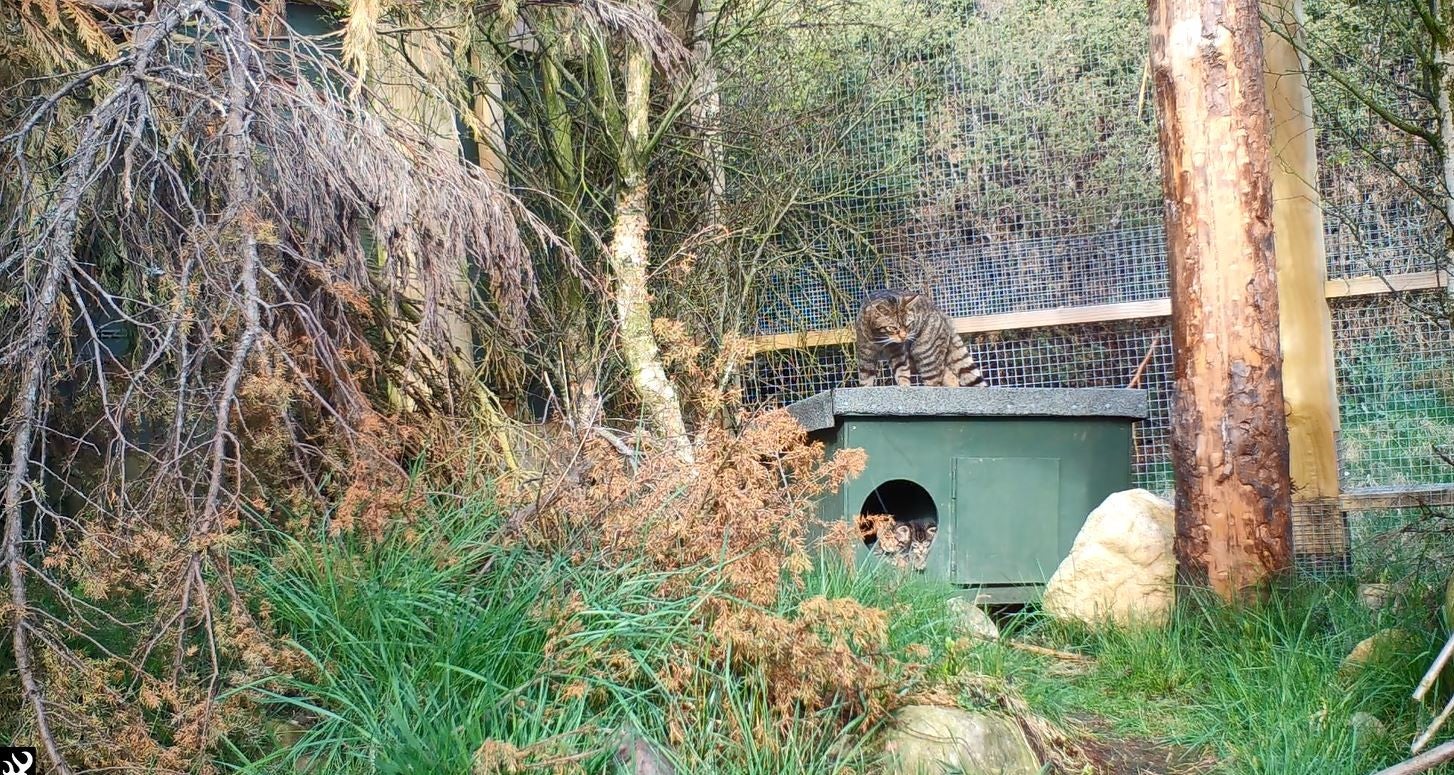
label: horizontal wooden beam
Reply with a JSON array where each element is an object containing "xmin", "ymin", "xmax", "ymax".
[
  {"xmin": 1337, "ymin": 483, "xmax": 1454, "ymax": 511},
  {"xmin": 951, "ymin": 298, "xmax": 1171, "ymax": 334},
  {"xmin": 752, "ymin": 271, "xmax": 1447, "ymax": 354},
  {"xmin": 1324, "ymin": 269, "xmax": 1445, "ymax": 298}
]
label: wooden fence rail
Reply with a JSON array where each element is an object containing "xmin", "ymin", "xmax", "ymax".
[{"xmin": 750, "ymin": 270, "xmax": 1446, "ymax": 354}]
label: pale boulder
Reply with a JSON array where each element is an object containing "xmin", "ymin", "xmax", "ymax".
[
  {"xmin": 880, "ymin": 705, "xmax": 1041, "ymax": 775},
  {"xmin": 948, "ymin": 597, "xmax": 1000, "ymax": 641},
  {"xmin": 1339, "ymin": 628, "xmax": 1418, "ymax": 677},
  {"xmin": 1041, "ymin": 489, "xmax": 1176, "ymax": 627}
]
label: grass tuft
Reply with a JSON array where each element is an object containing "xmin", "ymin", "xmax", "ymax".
[
  {"xmin": 968, "ymin": 578, "xmax": 1448, "ymax": 775},
  {"xmin": 218, "ymin": 488, "xmax": 1448, "ymax": 775},
  {"xmin": 219, "ymin": 495, "xmax": 962, "ymax": 774}
]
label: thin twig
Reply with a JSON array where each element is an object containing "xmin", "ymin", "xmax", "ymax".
[
  {"xmin": 1003, "ymin": 640, "xmax": 1093, "ymax": 663},
  {"xmin": 1413, "ymin": 631, "xmax": 1454, "ymax": 702},
  {"xmin": 1411, "ymin": 689, "xmax": 1454, "ymax": 755},
  {"xmin": 968, "ymin": 631, "xmax": 1093, "ymax": 663},
  {"xmin": 1126, "ymin": 333, "xmax": 1162, "ymax": 389},
  {"xmin": 1369, "ymin": 739, "xmax": 1454, "ymax": 775},
  {"xmin": 1135, "ymin": 54, "xmax": 1151, "ymax": 121}
]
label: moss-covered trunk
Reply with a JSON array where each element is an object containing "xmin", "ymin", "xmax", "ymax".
[{"xmin": 608, "ymin": 29, "xmax": 692, "ymax": 460}]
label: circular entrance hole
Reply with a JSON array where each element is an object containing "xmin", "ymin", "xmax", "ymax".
[{"xmin": 857, "ymin": 479, "xmax": 938, "ymax": 548}]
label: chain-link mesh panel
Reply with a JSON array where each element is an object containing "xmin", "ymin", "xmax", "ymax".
[
  {"xmin": 1334, "ymin": 293, "xmax": 1454, "ymax": 488},
  {"xmin": 729, "ymin": 0, "xmax": 1165, "ymax": 336},
  {"xmin": 1343, "ymin": 506, "xmax": 1454, "ymax": 586}
]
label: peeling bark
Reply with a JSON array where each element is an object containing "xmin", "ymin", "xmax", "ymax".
[{"xmin": 1150, "ymin": 0, "xmax": 1294, "ymax": 598}]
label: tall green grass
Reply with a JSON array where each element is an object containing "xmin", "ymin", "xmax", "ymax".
[
  {"xmin": 965, "ymin": 580, "xmax": 1448, "ymax": 775},
  {"xmin": 218, "ymin": 491, "xmax": 1448, "ymax": 774},
  {"xmin": 218, "ymin": 496, "xmax": 960, "ymax": 774}
]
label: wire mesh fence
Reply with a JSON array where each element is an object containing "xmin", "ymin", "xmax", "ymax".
[
  {"xmin": 1343, "ymin": 505, "xmax": 1454, "ymax": 586},
  {"xmin": 725, "ymin": 0, "xmax": 1454, "ymax": 570},
  {"xmin": 1335, "ymin": 294, "xmax": 1454, "ymax": 489}
]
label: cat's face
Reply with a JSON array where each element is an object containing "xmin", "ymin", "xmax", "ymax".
[
  {"xmin": 891, "ymin": 521, "xmax": 937, "ymax": 572},
  {"xmin": 907, "ymin": 524, "xmax": 937, "ymax": 571},
  {"xmin": 860, "ymin": 292, "xmax": 928, "ymax": 343}
]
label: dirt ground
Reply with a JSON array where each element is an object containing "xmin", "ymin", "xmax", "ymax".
[{"xmin": 1073, "ymin": 715, "xmax": 1217, "ymax": 775}]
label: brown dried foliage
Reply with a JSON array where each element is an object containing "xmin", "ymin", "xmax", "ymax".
[
  {"xmin": 524, "ymin": 410, "xmax": 865, "ymax": 607},
  {"xmin": 0, "ymin": 0, "xmax": 569, "ymax": 768},
  {"xmin": 0, "ymin": 0, "xmax": 945, "ymax": 769},
  {"xmin": 509, "ymin": 384, "xmax": 948, "ymax": 740}
]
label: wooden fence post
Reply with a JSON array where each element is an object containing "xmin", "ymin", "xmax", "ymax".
[
  {"xmin": 1149, "ymin": 0, "xmax": 1295, "ymax": 598},
  {"xmin": 1262, "ymin": 0, "xmax": 1348, "ymax": 567}
]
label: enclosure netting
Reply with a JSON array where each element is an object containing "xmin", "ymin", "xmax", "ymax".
[{"xmin": 721, "ymin": 0, "xmax": 1453, "ymax": 574}]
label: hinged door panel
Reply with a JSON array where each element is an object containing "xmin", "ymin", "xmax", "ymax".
[{"xmin": 952, "ymin": 457, "xmax": 1061, "ymax": 585}]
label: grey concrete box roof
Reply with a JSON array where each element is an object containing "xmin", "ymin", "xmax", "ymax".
[{"xmin": 785, "ymin": 387, "xmax": 1149, "ymax": 432}]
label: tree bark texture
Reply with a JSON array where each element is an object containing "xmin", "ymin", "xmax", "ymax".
[
  {"xmin": 609, "ymin": 35, "xmax": 693, "ymax": 461},
  {"xmin": 1149, "ymin": 0, "xmax": 1294, "ymax": 597},
  {"xmin": 1261, "ymin": 0, "xmax": 1345, "ymax": 558},
  {"xmin": 373, "ymin": 19, "xmax": 475, "ymax": 412},
  {"xmin": 537, "ymin": 56, "xmax": 607, "ymax": 430},
  {"xmin": 1435, "ymin": 1, "xmax": 1454, "ymax": 259}
]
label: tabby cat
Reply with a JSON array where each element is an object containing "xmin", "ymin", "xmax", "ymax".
[
  {"xmin": 892, "ymin": 519, "xmax": 938, "ymax": 573},
  {"xmin": 860, "ymin": 514, "xmax": 938, "ymax": 573},
  {"xmin": 854, "ymin": 290, "xmax": 987, "ymax": 387}
]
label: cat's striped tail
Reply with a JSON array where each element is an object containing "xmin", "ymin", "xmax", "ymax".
[{"xmin": 946, "ymin": 339, "xmax": 987, "ymax": 387}]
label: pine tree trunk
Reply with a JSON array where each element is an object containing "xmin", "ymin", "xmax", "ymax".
[
  {"xmin": 1149, "ymin": 0, "xmax": 1294, "ymax": 598},
  {"xmin": 609, "ymin": 34, "xmax": 693, "ymax": 461}
]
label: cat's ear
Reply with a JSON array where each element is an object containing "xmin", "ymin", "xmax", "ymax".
[
  {"xmin": 894, "ymin": 523, "xmax": 911, "ymax": 540},
  {"xmin": 925, "ymin": 524, "xmax": 938, "ymax": 538},
  {"xmin": 900, "ymin": 292, "xmax": 928, "ymax": 310}
]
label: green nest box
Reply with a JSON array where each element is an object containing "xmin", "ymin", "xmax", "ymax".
[{"xmin": 787, "ymin": 387, "xmax": 1148, "ymax": 602}]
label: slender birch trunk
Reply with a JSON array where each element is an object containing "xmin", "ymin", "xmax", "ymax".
[{"xmin": 608, "ymin": 30, "xmax": 693, "ymax": 461}]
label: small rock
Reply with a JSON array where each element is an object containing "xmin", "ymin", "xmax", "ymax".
[
  {"xmin": 1357, "ymin": 583, "xmax": 1391, "ymax": 611},
  {"xmin": 1340, "ymin": 628, "xmax": 1417, "ymax": 675},
  {"xmin": 611, "ymin": 725, "xmax": 675, "ymax": 775},
  {"xmin": 1350, "ymin": 711, "xmax": 1387, "ymax": 739},
  {"xmin": 1041, "ymin": 489, "xmax": 1175, "ymax": 627},
  {"xmin": 266, "ymin": 717, "xmax": 318, "ymax": 773},
  {"xmin": 880, "ymin": 705, "xmax": 1041, "ymax": 775},
  {"xmin": 948, "ymin": 597, "xmax": 1000, "ymax": 641}
]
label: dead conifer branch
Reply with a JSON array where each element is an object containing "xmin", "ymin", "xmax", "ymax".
[
  {"xmin": 0, "ymin": 2, "xmax": 211, "ymax": 769},
  {"xmin": 0, "ymin": 0, "xmax": 572, "ymax": 761}
]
